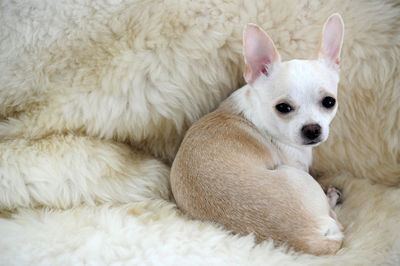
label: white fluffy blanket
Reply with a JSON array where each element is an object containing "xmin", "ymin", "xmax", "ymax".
[{"xmin": 0, "ymin": 0, "xmax": 399, "ymax": 265}]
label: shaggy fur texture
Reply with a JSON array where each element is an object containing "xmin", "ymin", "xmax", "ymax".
[{"xmin": 0, "ymin": 0, "xmax": 399, "ymax": 264}]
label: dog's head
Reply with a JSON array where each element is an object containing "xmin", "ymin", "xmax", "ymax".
[{"xmin": 243, "ymin": 14, "xmax": 344, "ymax": 147}]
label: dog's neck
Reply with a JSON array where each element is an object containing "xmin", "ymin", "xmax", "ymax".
[
  {"xmin": 272, "ymin": 139, "xmax": 313, "ymax": 171},
  {"xmin": 219, "ymin": 85, "xmax": 313, "ymax": 171}
]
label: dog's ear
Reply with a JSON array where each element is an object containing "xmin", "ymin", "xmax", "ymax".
[
  {"xmin": 318, "ymin": 13, "xmax": 344, "ymax": 71},
  {"xmin": 243, "ymin": 24, "xmax": 280, "ymax": 84}
]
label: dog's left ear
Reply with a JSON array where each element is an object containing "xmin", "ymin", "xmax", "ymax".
[{"xmin": 318, "ymin": 13, "xmax": 344, "ymax": 71}]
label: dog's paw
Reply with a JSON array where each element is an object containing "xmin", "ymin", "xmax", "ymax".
[{"xmin": 326, "ymin": 186, "xmax": 343, "ymax": 208}]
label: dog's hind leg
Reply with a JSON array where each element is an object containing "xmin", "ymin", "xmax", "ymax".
[{"xmin": 0, "ymin": 135, "xmax": 170, "ymax": 210}]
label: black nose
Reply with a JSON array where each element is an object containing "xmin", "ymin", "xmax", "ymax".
[{"xmin": 301, "ymin": 124, "xmax": 321, "ymax": 141}]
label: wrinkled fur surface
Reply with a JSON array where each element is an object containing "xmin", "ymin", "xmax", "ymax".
[{"xmin": 0, "ymin": 0, "xmax": 399, "ymax": 264}]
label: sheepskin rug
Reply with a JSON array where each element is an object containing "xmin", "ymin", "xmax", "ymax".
[{"xmin": 1, "ymin": 0, "xmax": 399, "ymax": 265}]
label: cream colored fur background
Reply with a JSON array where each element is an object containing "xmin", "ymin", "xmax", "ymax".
[{"xmin": 0, "ymin": 0, "xmax": 399, "ymax": 265}]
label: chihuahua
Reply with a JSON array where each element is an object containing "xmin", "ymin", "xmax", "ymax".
[{"xmin": 171, "ymin": 14, "xmax": 344, "ymax": 255}]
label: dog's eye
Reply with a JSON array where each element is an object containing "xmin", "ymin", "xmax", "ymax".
[
  {"xmin": 275, "ymin": 103, "xmax": 293, "ymax": 114},
  {"xmin": 322, "ymin": 96, "xmax": 336, "ymax": 109}
]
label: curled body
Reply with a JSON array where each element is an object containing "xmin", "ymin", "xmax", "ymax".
[{"xmin": 171, "ymin": 107, "xmax": 343, "ymax": 255}]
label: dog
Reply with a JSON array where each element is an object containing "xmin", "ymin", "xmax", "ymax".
[{"xmin": 170, "ymin": 14, "xmax": 344, "ymax": 255}]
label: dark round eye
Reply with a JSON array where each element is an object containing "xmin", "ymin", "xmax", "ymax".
[
  {"xmin": 322, "ymin": 96, "xmax": 336, "ymax": 109},
  {"xmin": 275, "ymin": 103, "xmax": 293, "ymax": 114}
]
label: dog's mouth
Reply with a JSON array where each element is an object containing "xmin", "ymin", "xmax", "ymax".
[{"xmin": 303, "ymin": 140, "xmax": 321, "ymax": 146}]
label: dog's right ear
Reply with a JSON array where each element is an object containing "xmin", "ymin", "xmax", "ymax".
[
  {"xmin": 318, "ymin": 13, "xmax": 344, "ymax": 71},
  {"xmin": 243, "ymin": 24, "xmax": 280, "ymax": 84}
]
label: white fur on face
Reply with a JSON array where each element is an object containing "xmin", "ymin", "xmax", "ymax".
[{"xmin": 246, "ymin": 59, "xmax": 339, "ymax": 147}]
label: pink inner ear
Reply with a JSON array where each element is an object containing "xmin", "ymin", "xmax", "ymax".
[
  {"xmin": 323, "ymin": 22, "xmax": 342, "ymax": 59},
  {"xmin": 244, "ymin": 24, "xmax": 278, "ymax": 84},
  {"xmin": 320, "ymin": 14, "xmax": 344, "ymax": 67}
]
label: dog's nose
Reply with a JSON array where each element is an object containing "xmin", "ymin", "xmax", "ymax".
[{"xmin": 301, "ymin": 124, "xmax": 321, "ymax": 141}]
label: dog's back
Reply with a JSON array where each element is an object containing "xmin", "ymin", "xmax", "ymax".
[{"xmin": 170, "ymin": 109, "xmax": 343, "ymax": 255}]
